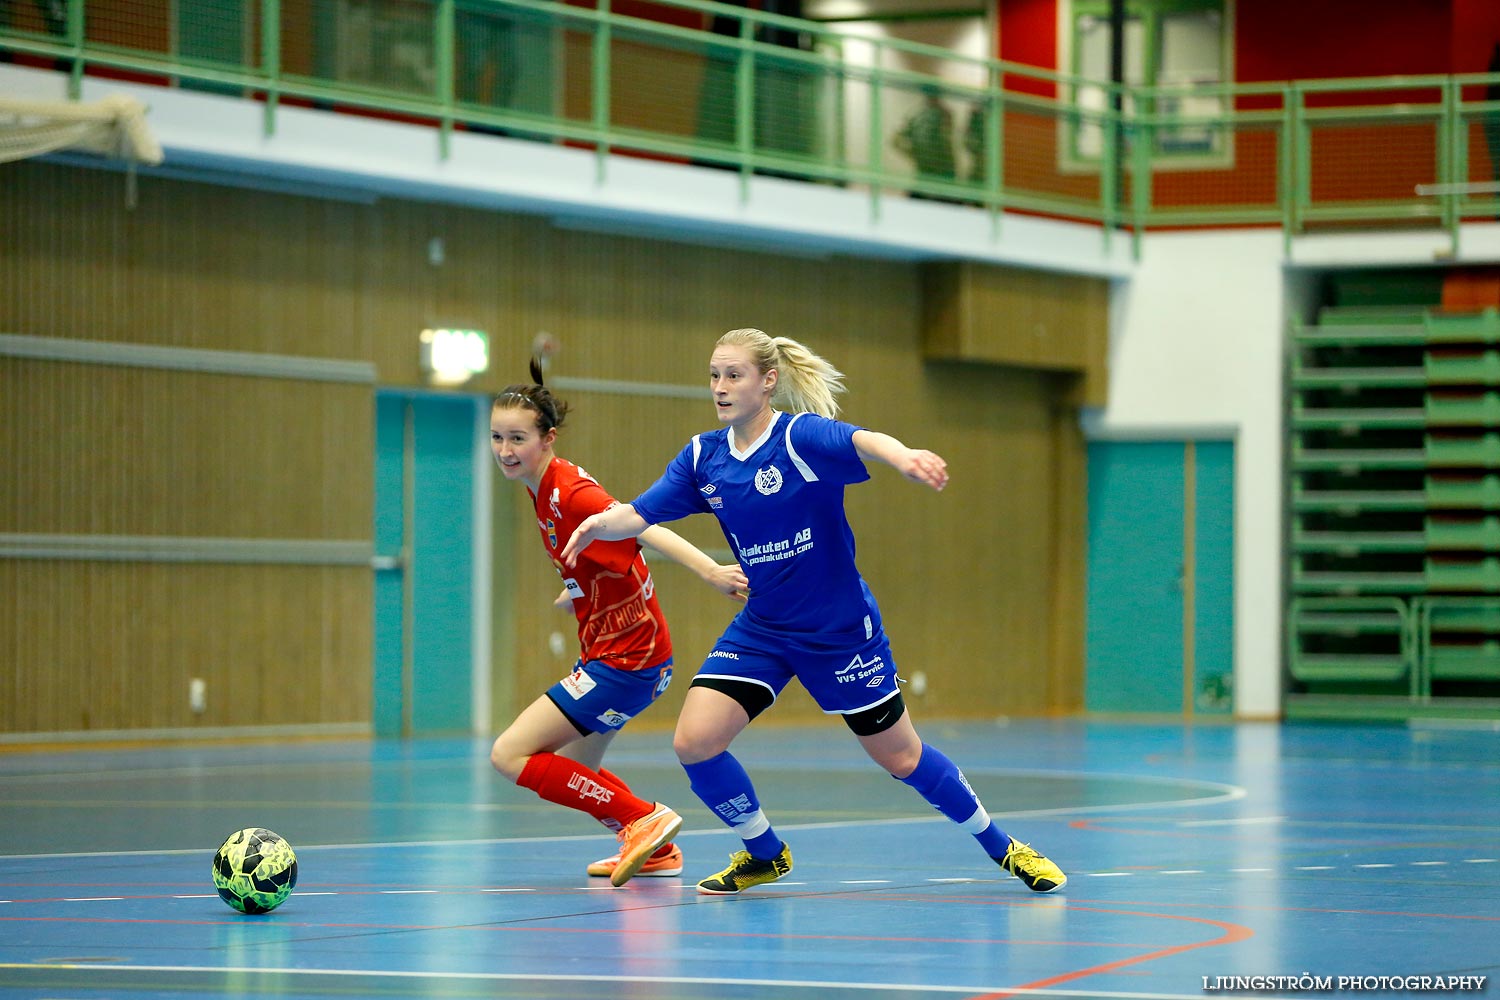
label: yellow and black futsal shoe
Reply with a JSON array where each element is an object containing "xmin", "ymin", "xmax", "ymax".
[
  {"xmin": 999, "ymin": 841, "xmax": 1067, "ymax": 893},
  {"xmin": 696, "ymin": 843, "xmax": 793, "ymax": 895}
]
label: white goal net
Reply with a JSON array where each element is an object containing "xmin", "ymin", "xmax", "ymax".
[{"xmin": 0, "ymin": 93, "xmax": 163, "ymax": 165}]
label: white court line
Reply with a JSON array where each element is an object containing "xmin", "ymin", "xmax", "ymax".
[
  {"xmin": 0, "ymin": 754, "xmax": 471, "ymax": 787},
  {"xmin": 7, "ymin": 855, "xmax": 1495, "ymax": 908},
  {"xmin": 1177, "ymin": 816, "xmax": 1284, "ymax": 827},
  {"xmin": 0, "ymin": 961, "xmax": 1232, "ymax": 1000},
  {"xmin": 0, "ymin": 775, "xmax": 1249, "ymax": 861}
]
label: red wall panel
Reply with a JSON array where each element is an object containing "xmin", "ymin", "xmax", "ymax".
[
  {"xmin": 990, "ymin": 0, "xmax": 1500, "ymax": 219},
  {"xmin": 1236, "ymin": 0, "xmax": 1451, "ymax": 83}
]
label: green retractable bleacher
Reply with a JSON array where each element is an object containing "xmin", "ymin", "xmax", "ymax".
[{"xmin": 1286, "ymin": 272, "xmax": 1500, "ymax": 717}]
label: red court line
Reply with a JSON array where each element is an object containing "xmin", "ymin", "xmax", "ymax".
[
  {"xmin": 965, "ymin": 905, "xmax": 1254, "ymax": 1000},
  {"xmin": 1039, "ymin": 897, "xmax": 1500, "ymax": 922}
]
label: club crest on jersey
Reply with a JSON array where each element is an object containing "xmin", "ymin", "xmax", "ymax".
[
  {"xmin": 545, "ymin": 518, "xmax": 558, "ymax": 549},
  {"xmin": 754, "ymin": 465, "xmax": 784, "ymax": 496}
]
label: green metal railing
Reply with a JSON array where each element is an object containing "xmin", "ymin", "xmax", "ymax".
[{"xmin": 5, "ymin": 0, "xmax": 1500, "ymax": 255}]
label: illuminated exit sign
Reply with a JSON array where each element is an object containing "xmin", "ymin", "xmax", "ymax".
[{"xmin": 419, "ymin": 328, "xmax": 489, "ymax": 386}]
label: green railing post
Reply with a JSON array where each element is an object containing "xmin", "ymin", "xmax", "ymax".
[
  {"xmin": 1296, "ymin": 86, "xmax": 1308, "ymax": 238},
  {"xmin": 592, "ymin": 0, "xmax": 612, "ymax": 184},
  {"xmin": 1441, "ymin": 77, "xmax": 1460, "ymax": 255},
  {"xmin": 985, "ymin": 68, "xmax": 1002, "ymax": 236},
  {"xmin": 1410, "ymin": 599, "xmax": 1425, "ymax": 702},
  {"xmin": 735, "ymin": 17, "xmax": 754, "ymax": 201},
  {"xmin": 435, "ymin": 0, "xmax": 455, "ymax": 159},
  {"xmin": 65, "ymin": 0, "xmax": 84, "ymax": 97},
  {"xmin": 262, "ymin": 0, "xmax": 281, "ymax": 138},
  {"xmin": 1099, "ymin": 103, "xmax": 1117, "ymax": 256},
  {"xmin": 1294, "ymin": 83, "xmax": 1310, "ymax": 246},
  {"xmin": 829, "ymin": 36, "xmax": 848, "ymax": 177},
  {"xmin": 1279, "ymin": 84, "xmax": 1295, "ymax": 256},
  {"xmin": 867, "ymin": 40, "xmax": 883, "ymax": 223},
  {"xmin": 1131, "ymin": 107, "xmax": 1150, "ymax": 261}
]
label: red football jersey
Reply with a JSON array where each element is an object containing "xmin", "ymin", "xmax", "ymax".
[{"xmin": 529, "ymin": 457, "xmax": 672, "ymax": 671}]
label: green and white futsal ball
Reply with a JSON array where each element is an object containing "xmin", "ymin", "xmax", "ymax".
[{"xmin": 212, "ymin": 827, "xmax": 298, "ymax": 914}]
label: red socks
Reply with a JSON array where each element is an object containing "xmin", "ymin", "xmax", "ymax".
[{"xmin": 517, "ymin": 753, "xmax": 654, "ymax": 828}]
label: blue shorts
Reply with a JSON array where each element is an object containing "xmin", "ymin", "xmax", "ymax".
[
  {"xmin": 694, "ymin": 616, "xmax": 901, "ymax": 717},
  {"xmin": 545, "ymin": 658, "xmax": 673, "ymax": 735}
]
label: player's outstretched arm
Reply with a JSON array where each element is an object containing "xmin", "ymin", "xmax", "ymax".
[
  {"xmin": 641, "ymin": 525, "xmax": 749, "ymax": 604},
  {"xmin": 852, "ymin": 429, "xmax": 949, "ymax": 492},
  {"xmin": 561, "ymin": 503, "xmax": 649, "ymax": 567}
]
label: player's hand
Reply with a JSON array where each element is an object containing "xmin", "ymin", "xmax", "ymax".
[
  {"xmin": 560, "ymin": 514, "xmax": 604, "ymax": 568},
  {"xmin": 896, "ymin": 448, "xmax": 948, "ymax": 491},
  {"xmin": 704, "ymin": 563, "xmax": 750, "ymax": 603}
]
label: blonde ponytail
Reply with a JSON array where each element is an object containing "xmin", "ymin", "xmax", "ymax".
[{"xmin": 717, "ymin": 328, "xmax": 846, "ymax": 418}]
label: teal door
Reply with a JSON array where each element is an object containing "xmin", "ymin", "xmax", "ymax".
[
  {"xmin": 1085, "ymin": 439, "xmax": 1234, "ymax": 715},
  {"xmin": 374, "ymin": 391, "xmax": 482, "ymax": 736}
]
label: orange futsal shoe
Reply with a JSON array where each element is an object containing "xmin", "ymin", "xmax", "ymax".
[
  {"xmin": 586, "ymin": 841, "xmax": 684, "ymax": 879},
  {"xmin": 609, "ymin": 803, "xmax": 683, "ymax": 887}
]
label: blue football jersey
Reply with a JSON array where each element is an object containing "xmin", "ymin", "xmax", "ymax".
[{"xmin": 632, "ymin": 411, "xmax": 881, "ymax": 641}]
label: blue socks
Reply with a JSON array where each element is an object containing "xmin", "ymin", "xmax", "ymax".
[
  {"xmin": 898, "ymin": 743, "xmax": 1012, "ymax": 859},
  {"xmin": 683, "ymin": 751, "xmax": 783, "ymax": 859},
  {"xmin": 685, "ymin": 744, "xmax": 1011, "ymax": 863}
]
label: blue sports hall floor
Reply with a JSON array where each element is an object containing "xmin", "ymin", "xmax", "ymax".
[{"xmin": 1, "ymin": 718, "xmax": 1497, "ymax": 999}]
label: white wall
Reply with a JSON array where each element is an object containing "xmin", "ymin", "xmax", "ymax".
[
  {"xmin": 1091, "ymin": 229, "xmax": 1286, "ymax": 718},
  {"xmin": 1099, "ymin": 224, "xmax": 1500, "ymax": 719}
]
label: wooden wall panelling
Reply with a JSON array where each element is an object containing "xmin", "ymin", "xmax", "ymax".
[
  {"xmin": 2, "ymin": 164, "xmax": 376, "ymax": 361},
  {"xmin": 0, "ymin": 360, "xmax": 371, "ymax": 538},
  {"xmin": 0, "ymin": 354, "xmax": 374, "ymax": 734},
  {"xmin": 0, "ymin": 561, "xmax": 371, "ymax": 732},
  {"xmin": 1046, "ymin": 401, "xmax": 1088, "ymax": 709},
  {"xmin": 490, "ymin": 245, "xmax": 1085, "ymax": 723},
  {"xmin": 3, "ymin": 159, "xmax": 1089, "ymax": 737},
  {"xmin": 921, "ymin": 261, "xmax": 1109, "ymax": 407}
]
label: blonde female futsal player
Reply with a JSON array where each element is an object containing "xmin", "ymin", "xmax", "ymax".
[
  {"xmin": 561, "ymin": 329, "xmax": 1066, "ymax": 895},
  {"xmin": 488, "ymin": 360, "xmax": 749, "ymax": 886}
]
